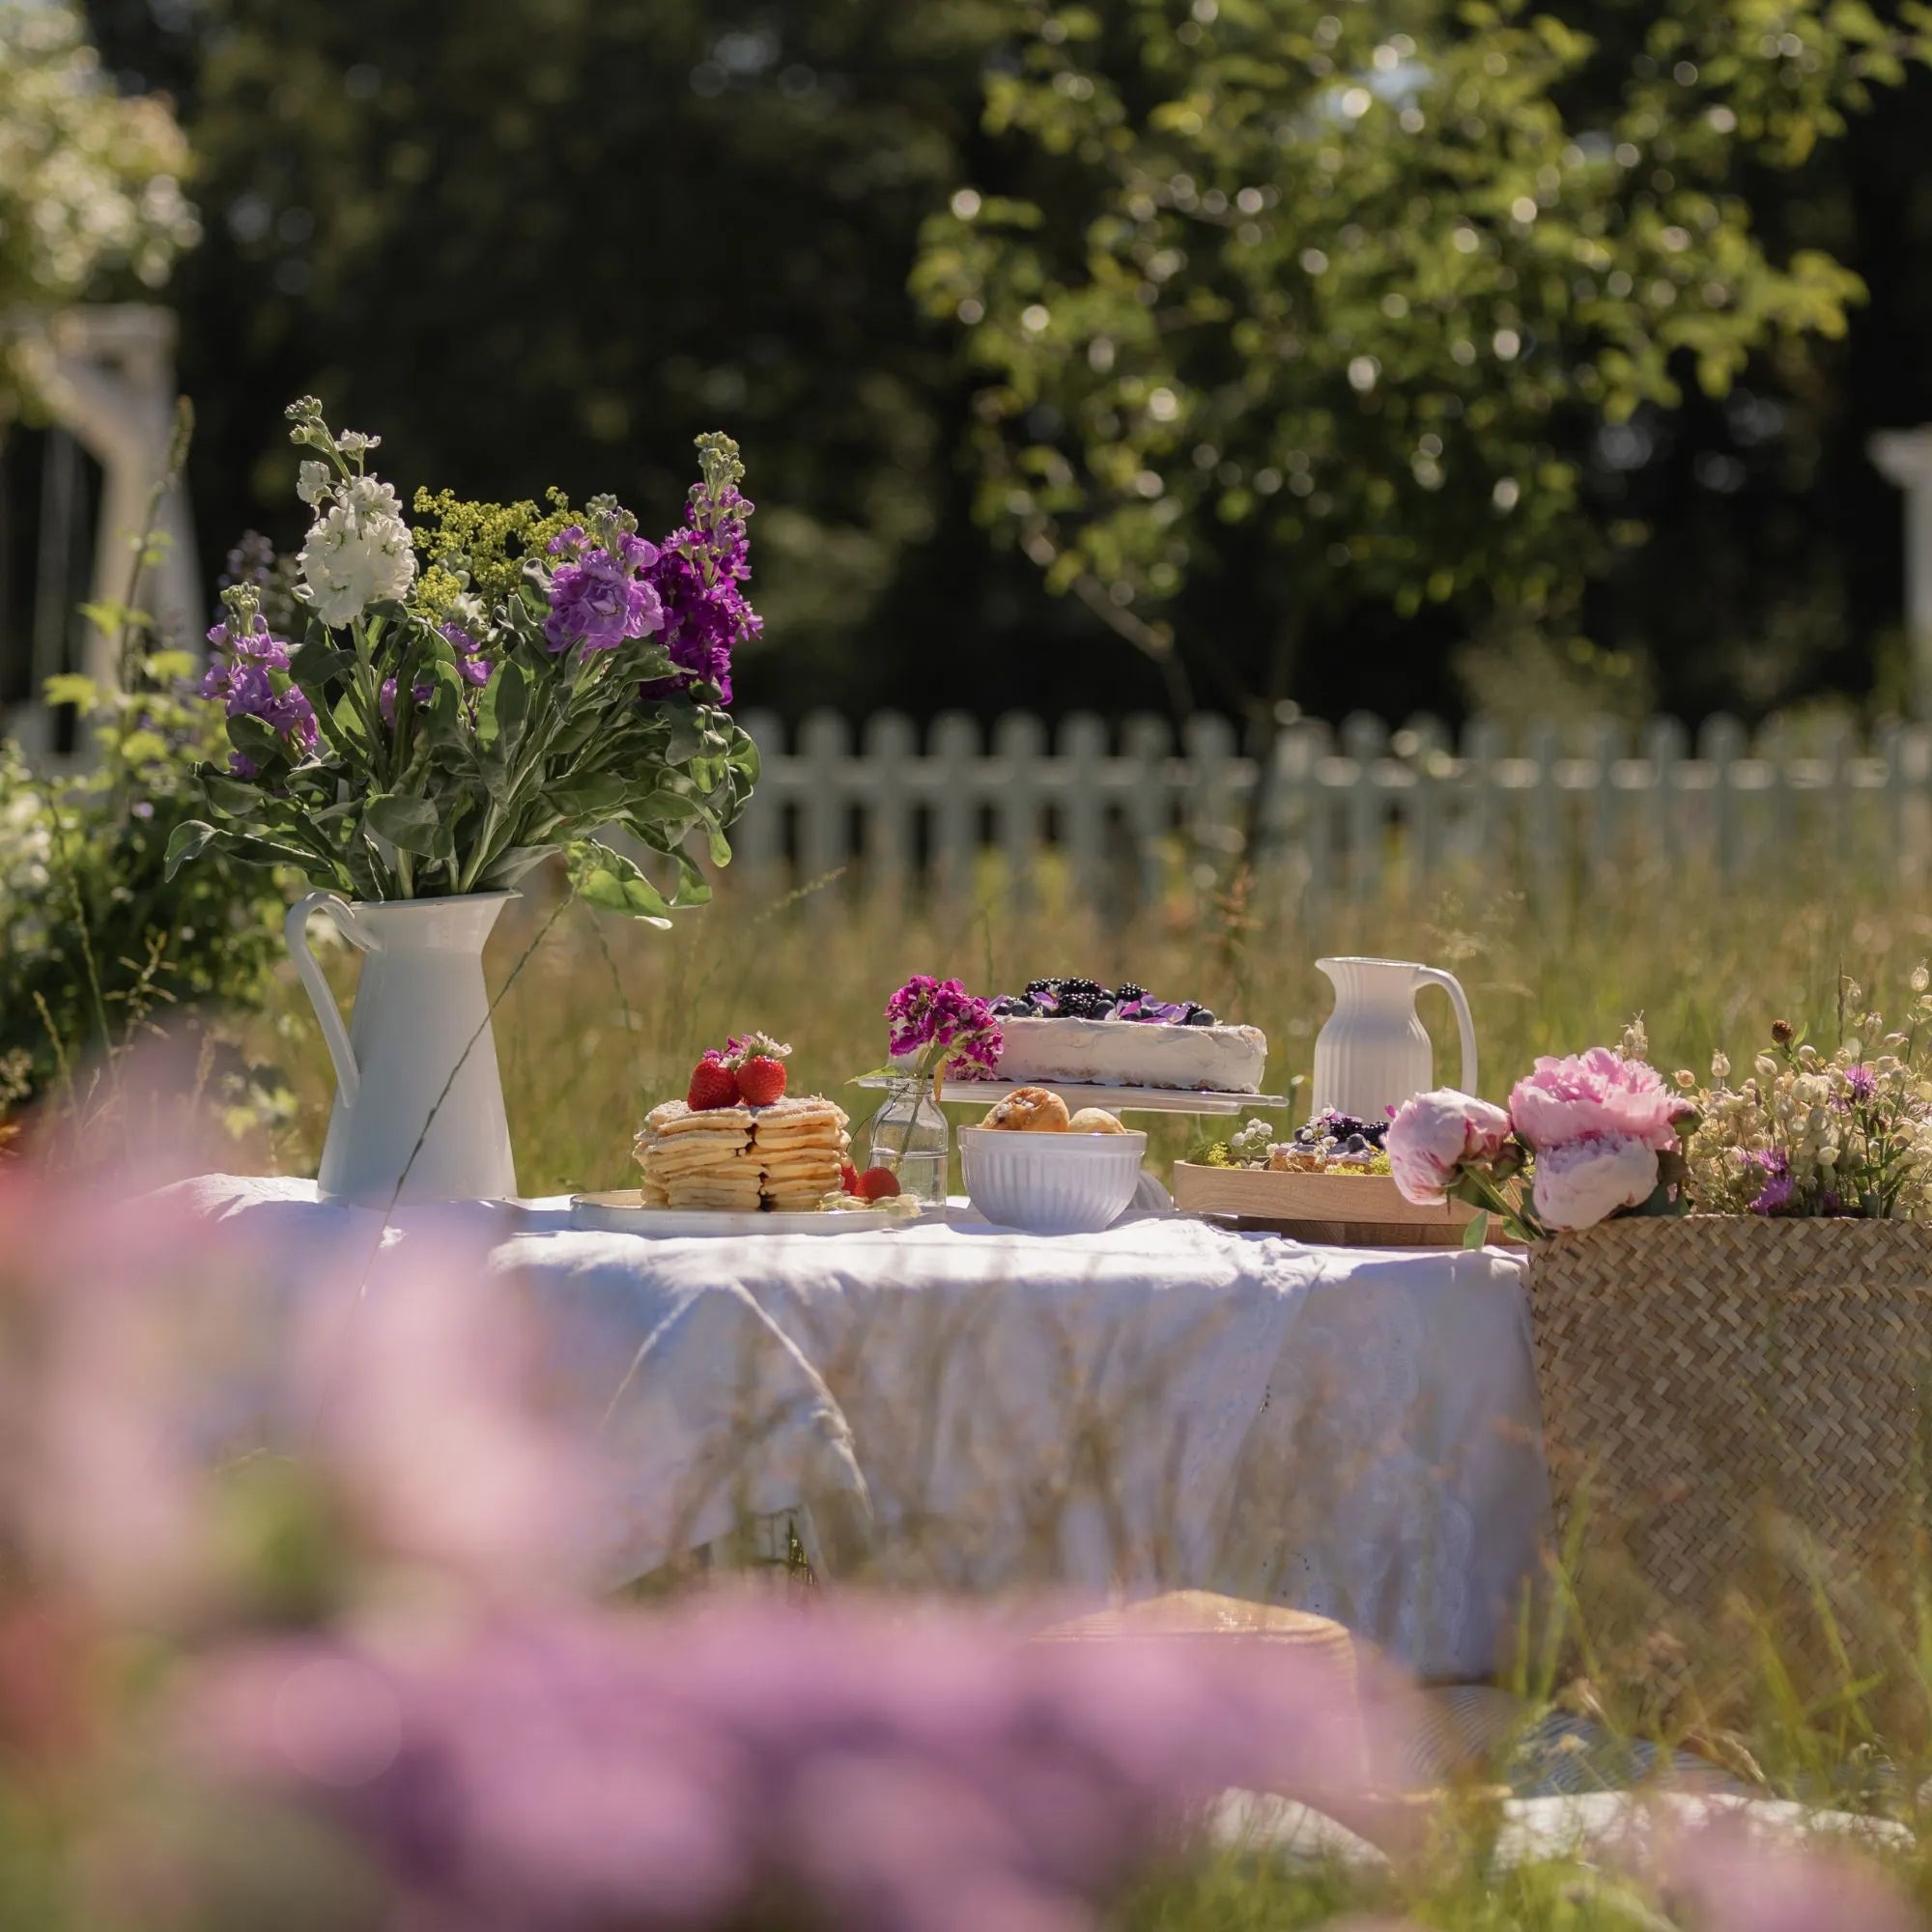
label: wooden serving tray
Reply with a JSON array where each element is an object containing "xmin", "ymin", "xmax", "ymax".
[{"xmin": 1170, "ymin": 1162, "xmax": 1480, "ymax": 1247}]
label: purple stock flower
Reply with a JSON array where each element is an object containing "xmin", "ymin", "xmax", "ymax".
[
  {"xmin": 543, "ymin": 524, "xmax": 665, "ymax": 658},
  {"xmin": 200, "ymin": 611, "xmax": 316, "ymax": 777},
  {"xmin": 885, "ymin": 977, "xmax": 1004, "ymax": 1076},
  {"xmin": 639, "ymin": 469, "xmax": 762, "ymax": 708},
  {"xmin": 382, "ymin": 622, "xmax": 493, "ymax": 727},
  {"xmin": 442, "ymin": 620, "xmax": 494, "ymax": 688}
]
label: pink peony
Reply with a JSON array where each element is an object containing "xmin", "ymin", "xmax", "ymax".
[
  {"xmin": 1508, "ymin": 1047, "xmax": 1679, "ymax": 1153},
  {"xmin": 1386, "ymin": 1089, "xmax": 1514, "ymax": 1207},
  {"xmin": 1529, "ymin": 1132, "xmax": 1659, "ymax": 1231}
]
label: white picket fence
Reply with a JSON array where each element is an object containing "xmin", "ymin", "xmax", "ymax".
[{"xmin": 730, "ymin": 708, "xmax": 1932, "ymax": 908}]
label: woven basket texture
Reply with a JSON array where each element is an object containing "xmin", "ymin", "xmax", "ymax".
[{"xmin": 1524, "ymin": 1216, "xmax": 1932, "ymax": 1613}]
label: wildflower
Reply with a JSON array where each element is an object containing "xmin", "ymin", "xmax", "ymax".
[
  {"xmin": 1745, "ymin": 1149, "xmax": 1794, "ymax": 1215},
  {"xmin": 1770, "ymin": 1018, "xmax": 1795, "ymax": 1045},
  {"xmin": 1914, "ymin": 963, "xmax": 1930, "ymax": 995},
  {"xmin": 1844, "ymin": 1064, "xmax": 1877, "ymax": 1103},
  {"xmin": 1673, "ymin": 1069, "xmax": 1696, "ymax": 1091},
  {"xmin": 1711, "ymin": 1051, "xmax": 1731, "ymax": 1081}
]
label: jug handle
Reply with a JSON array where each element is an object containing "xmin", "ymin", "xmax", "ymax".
[
  {"xmin": 1415, "ymin": 967, "xmax": 1478, "ymax": 1096},
  {"xmin": 285, "ymin": 892, "xmax": 376, "ymax": 1108}
]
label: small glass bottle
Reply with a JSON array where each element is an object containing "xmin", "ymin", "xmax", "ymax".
[{"xmin": 867, "ymin": 1076, "xmax": 951, "ymax": 1205}]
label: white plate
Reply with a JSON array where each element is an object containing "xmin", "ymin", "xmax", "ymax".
[
  {"xmin": 569, "ymin": 1189, "xmax": 920, "ymax": 1237},
  {"xmin": 853, "ymin": 1077, "xmax": 1291, "ymax": 1117}
]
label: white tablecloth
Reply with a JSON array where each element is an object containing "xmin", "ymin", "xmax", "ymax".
[{"xmin": 171, "ymin": 1176, "xmax": 1549, "ymax": 1680}]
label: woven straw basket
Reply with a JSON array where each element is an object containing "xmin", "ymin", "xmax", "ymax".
[{"xmin": 1524, "ymin": 1216, "xmax": 1932, "ymax": 1614}]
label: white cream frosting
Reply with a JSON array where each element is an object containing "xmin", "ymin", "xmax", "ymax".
[{"xmin": 993, "ymin": 1016, "xmax": 1267, "ymax": 1094}]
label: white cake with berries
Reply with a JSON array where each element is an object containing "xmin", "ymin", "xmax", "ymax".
[{"xmin": 986, "ymin": 980, "xmax": 1267, "ymax": 1094}]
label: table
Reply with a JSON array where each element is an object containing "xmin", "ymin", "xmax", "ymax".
[{"xmin": 171, "ymin": 1177, "xmax": 1550, "ymax": 1681}]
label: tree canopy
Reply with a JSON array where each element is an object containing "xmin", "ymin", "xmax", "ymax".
[
  {"xmin": 77, "ymin": 0, "xmax": 1932, "ymax": 728},
  {"xmin": 913, "ymin": 0, "xmax": 1918, "ymax": 724}
]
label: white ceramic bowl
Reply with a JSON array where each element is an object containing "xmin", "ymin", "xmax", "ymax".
[{"xmin": 959, "ymin": 1126, "xmax": 1149, "ymax": 1235}]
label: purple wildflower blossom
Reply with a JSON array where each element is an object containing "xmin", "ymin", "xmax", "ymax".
[
  {"xmin": 542, "ymin": 524, "xmax": 664, "ymax": 657},
  {"xmin": 184, "ymin": 1601, "xmax": 1386, "ymax": 1932},
  {"xmin": 200, "ymin": 611, "xmax": 316, "ymax": 777},
  {"xmin": 1745, "ymin": 1149, "xmax": 1794, "ymax": 1215},
  {"xmin": 885, "ymin": 977, "xmax": 1003, "ymax": 1076},
  {"xmin": 1844, "ymin": 1063, "xmax": 1877, "ymax": 1103}
]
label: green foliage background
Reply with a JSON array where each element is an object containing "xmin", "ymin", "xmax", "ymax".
[{"xmin": 80, "ymin": 0, "xmax": 1932, "ymax": 729}]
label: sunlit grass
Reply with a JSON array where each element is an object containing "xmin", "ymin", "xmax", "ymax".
[{"xmin": 259, "ymin": 841, "xmax": 1932, "ymax": 1198}]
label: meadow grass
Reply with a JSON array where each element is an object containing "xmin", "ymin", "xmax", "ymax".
[{"xmin": 260, "ymin": 841, "xmax": 1932, "ymax": 1197}]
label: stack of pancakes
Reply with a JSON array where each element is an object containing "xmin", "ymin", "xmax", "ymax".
[{"xmin": 634, "ymin": 1094, "xmax": 850, "ymax": 1212}]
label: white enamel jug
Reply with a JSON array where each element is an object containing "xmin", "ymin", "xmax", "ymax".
[
  {"xmin": 1310, "ymin": 956, "xmax": 1478, "ymax": 1123},
  {"xmin": 286, "ymin": 890, "xmax": 520, "ymax": 1206}
]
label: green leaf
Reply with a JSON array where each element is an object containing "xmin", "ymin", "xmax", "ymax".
[
  {"xmin": 227, "ymin": 714, "xmax": 285, "ymax": 765},
  {"xmin": 290, "ymin": 637, "xmax": 354, "ymax": 685},
  {"xmin": 163, "ymin": 818, "xmax": 218, "ymax": 879},
  {"xmin": 1462, "ymin": 1209, "xmax": 1490, "ymax": 1249},
  {"xmin": 363, "ymin": 793, "xmax": 444, "ymax": 857},
  {"xmin": 480, "ymin": 843, "xmax": 559, "ymax": 888},
  {"xmin": 566, "ymin": 838, "xmax": 674, "ymax": 925},
  {"xmin": 478, "ymin": 658, "xmax": 530, "ymax": 756},
  {"xmin": 43, "ymin": 674, "xmax": 100, "ymax": 715},
  {"xmin": 545, "ymin": 772, "xmax": 630, "ymax": 823},
  {"xmin": 201, "ymin": 774, "xmax": 264, "ymax": 816}
]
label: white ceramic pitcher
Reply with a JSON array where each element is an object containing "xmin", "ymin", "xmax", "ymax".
[
  {"xmin": 286, "ymin": 890, "xmax": 519, "ymax": 1206},
  {"xmin": 1310, "ymin": 956, "xmax": 1478, "ymax": 1123}
]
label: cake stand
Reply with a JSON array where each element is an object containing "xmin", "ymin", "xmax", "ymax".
[{"xmin": 852, "ymin": 1076, "xmax": 1292, "ymax": 1118}]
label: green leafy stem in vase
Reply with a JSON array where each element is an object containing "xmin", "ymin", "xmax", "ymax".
[{"xmin": 165, "ymin": 397, "xmax": 762, "ymax": 922}]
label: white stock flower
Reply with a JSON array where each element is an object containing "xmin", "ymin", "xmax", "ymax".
[
  {"xmin": 296, "ymin": 459, "xmax": 333, "ymax": 506},
  {"xmin": 298, "ymin": 474, "xmax": 417, "ymax": 629}
]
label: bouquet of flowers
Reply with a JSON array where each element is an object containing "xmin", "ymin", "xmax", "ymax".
[
  {"xmin": 1387, "ymin": 1022, "xmax": 1695, "ymax": 1243},
  {"xmin": 1686, "ymin": 977, "xmax": 1932, "ymax": 1218},
  {"xmin": 165, "ymin": 398, "xmax": 762, "ymax": 923}
]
